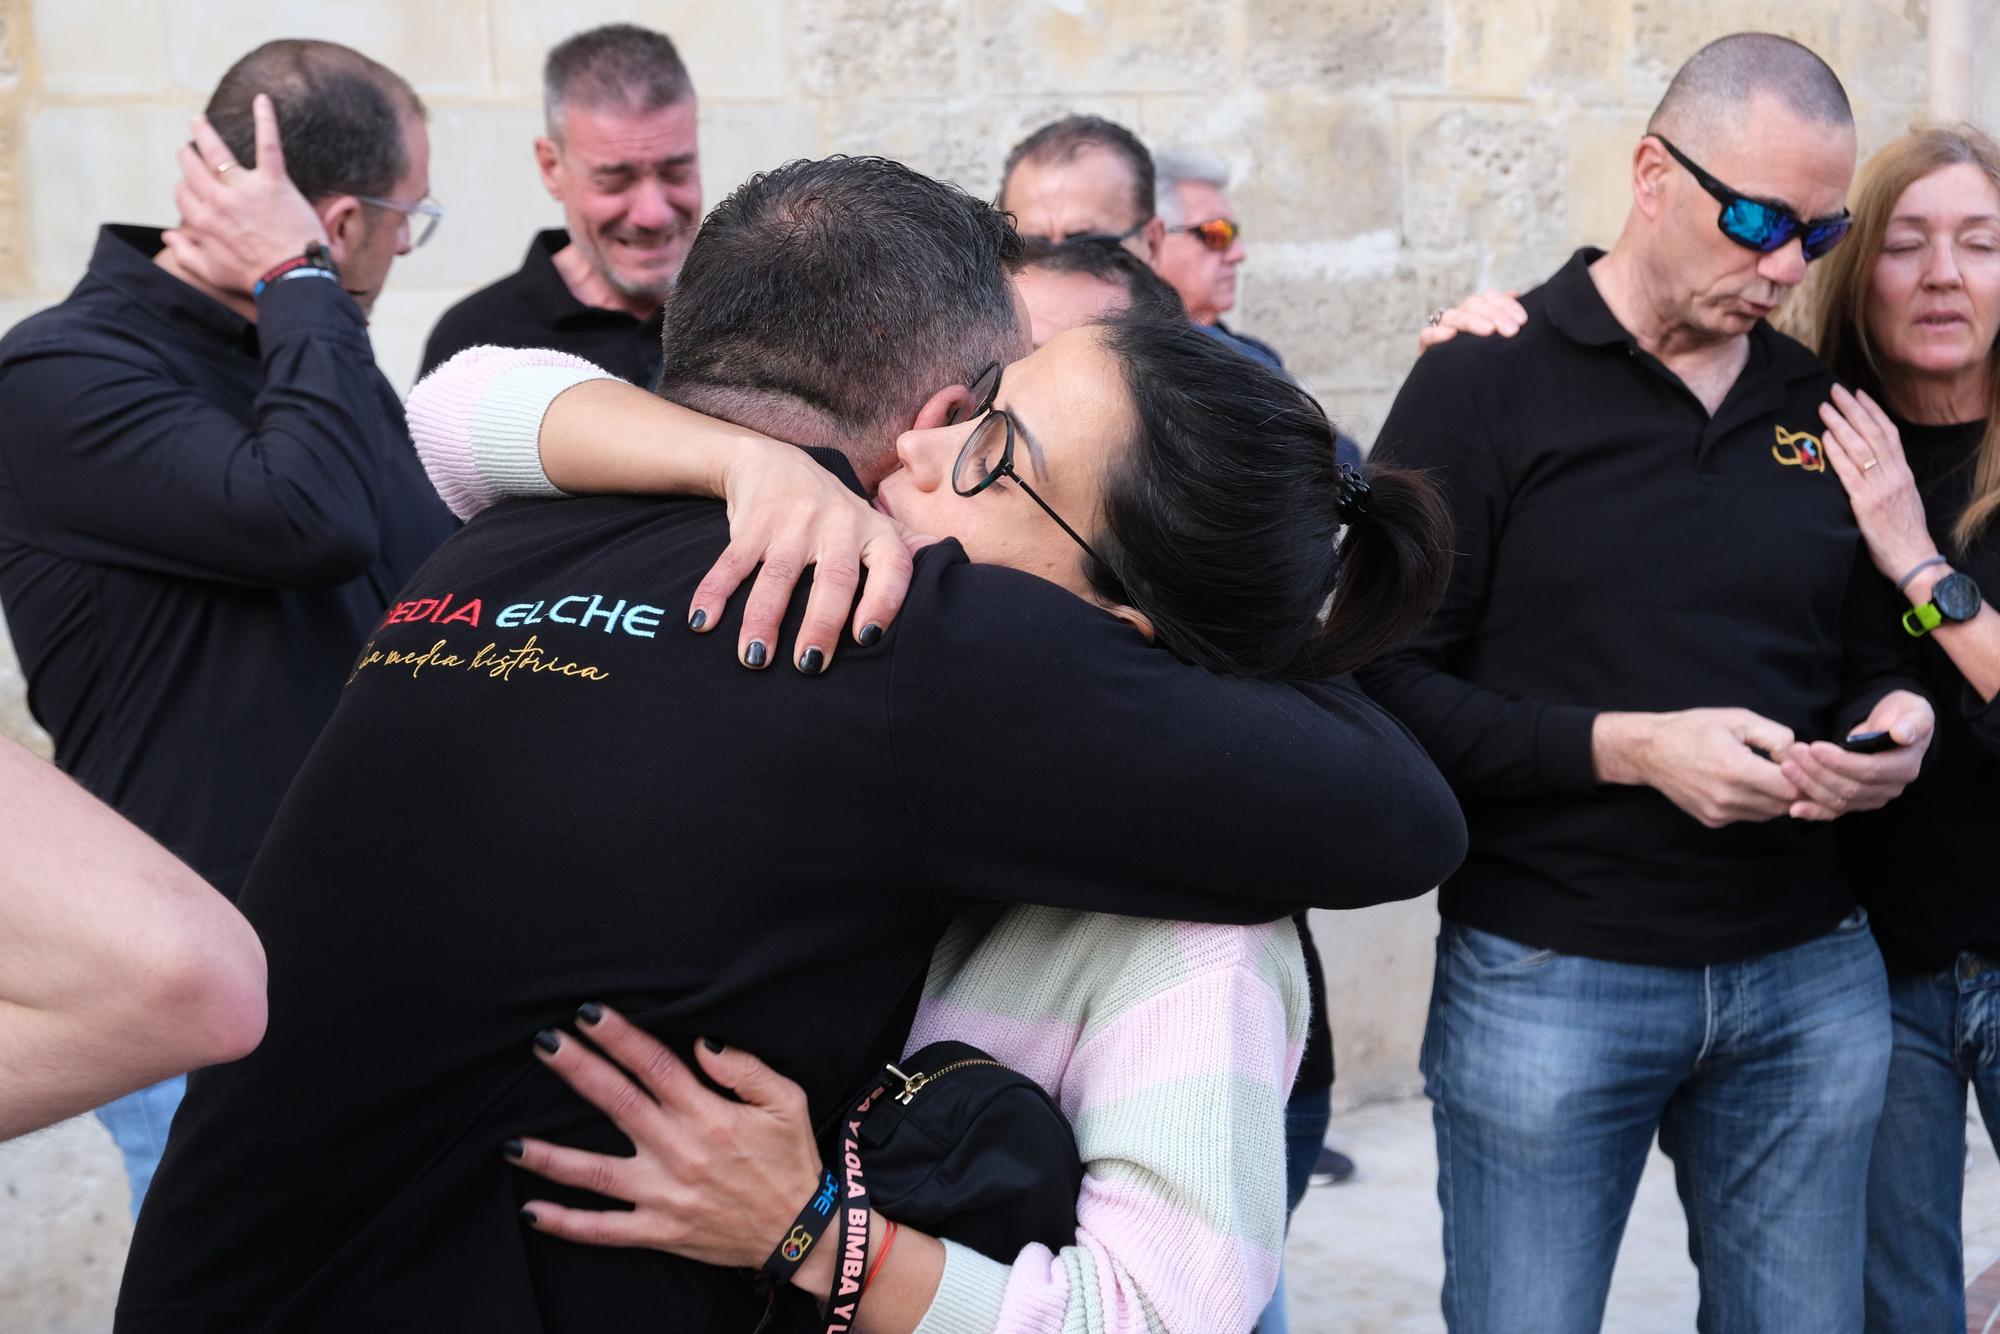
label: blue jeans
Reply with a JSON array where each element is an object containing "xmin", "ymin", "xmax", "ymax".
[
  {"xmin": 1862, "ymin": 957, "xmax": 2000, "ymax": 1333},
  {"xmin": 91, "ymin": 1073, "xmax": 185, "ymax": 1219},
  {"xmin": 1254, "ymin": 1084, "xmax": 1332, "ymax": 1334},
  {"xmin": 1422, "ymin": 912, "xmax": 1889, "ymax": 1334}
]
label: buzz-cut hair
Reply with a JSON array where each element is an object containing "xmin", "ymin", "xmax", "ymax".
[
  {"xmin": 1648, "ymin": 32, "xmax": 1852, "ymax": 149},
  {"xmin": 543, "ymin": 23, "xmax": 692, "ymax": 142},
  {"xmin": 1000, "ymin": 114, "xmax": 1155, "ymax": 226}
]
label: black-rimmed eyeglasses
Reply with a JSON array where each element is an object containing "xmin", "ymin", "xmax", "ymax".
[
  {"xmin": 947, "ymin": 362, "xmax": 1109, "ymax": 569},
  {"xmin": 354, "ymin": 193, "xmax": 445, "ymax": 248}
]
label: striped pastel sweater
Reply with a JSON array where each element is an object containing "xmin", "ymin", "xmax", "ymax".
[
  {"xmin": 908, "ymin": 907, "xmax": 1307, "ymax": 1333},
  {"xmin": 403, "ymin": 348, "xmax": 1312, "ymax": 1333}
]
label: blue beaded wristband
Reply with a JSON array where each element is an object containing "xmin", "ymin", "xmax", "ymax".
[{"xmin": 251, "ymin": 266, "xmax": 338, "ymax": 300}]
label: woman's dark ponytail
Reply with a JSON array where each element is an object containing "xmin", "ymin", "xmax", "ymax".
[
  {"xmin": 1093, "ymin": 315, "xmax": 1451, "ymax": 681},
  {"xmin": 1310, "ymin": 462, "xmax": 1452, "ymax": 677}
]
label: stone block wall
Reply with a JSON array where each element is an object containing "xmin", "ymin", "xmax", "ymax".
[
  {"xmin": 0, "ymin": 2, "xmax": 1965, "ymax": 1328},
  {"xmin": 0, "ymin": 0, "xmax": 1947, "ymax": 423}
]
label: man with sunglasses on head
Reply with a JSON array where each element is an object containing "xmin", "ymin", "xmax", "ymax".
[
  {"xmin": 0, "ymin": 39, "xmax": 452, "ymax": 1214},
  {"xmin": 1356, "ymin": 32, "xmax": 1930, "ymax": 1332}
]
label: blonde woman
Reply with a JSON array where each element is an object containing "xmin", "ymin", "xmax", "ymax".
[{"xmin": 1790, "ymin": 125, "xmax": 2000, "ymax": 1333}]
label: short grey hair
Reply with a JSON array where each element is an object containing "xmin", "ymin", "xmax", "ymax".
[
  {"xmin": 543, "ymin": 23, "xmax": 692, "ymax": 142},
  {"xmin": 1153, "ymin": 151, "xmax": 1231, "ymax": 228},
  {"xmin": 1649, "ymin": 32, "xmax": 1851, "ymax": 154}
]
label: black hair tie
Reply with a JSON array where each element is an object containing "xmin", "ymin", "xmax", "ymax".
[{"xmin": 1336, "ymin": 463, "xmax": 1372, "ymax": 525}]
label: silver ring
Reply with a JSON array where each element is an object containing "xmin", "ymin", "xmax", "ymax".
[
  {"xmin": 213, "ymin": 161, "xmax": 234, "ymax": 177},
  {"xmin": 1426, "ymin": 309, "xmax": 1445, "ymax": 327}
]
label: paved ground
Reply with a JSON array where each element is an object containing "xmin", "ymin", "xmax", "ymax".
[
  {"xmin": 1283, "ymin": 1096, "xmax": 2000, "ymax": 1333},
  {"xmin": 8, "ymin": 1095, "xmax": 2000, "ymax": 1332}
]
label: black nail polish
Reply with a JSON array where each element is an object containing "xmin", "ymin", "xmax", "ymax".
[
  {"xmin": 519, "ymin": 1207, "xmax": 539, "ymax": 1226},
  {"xmin": 688, "ymin": 608, "xmax": 707, "ymax": 631},
  {"xmin": 858, "ymin": 624, "xmax": 883, "ymax": 648},
  {"xmin": 575, "ymin": 1001, "xmax": 604, "ymax": 1026},
  {"xmin": 502, "ymin": 1138, "xmax": 524, "ymax": 1160},
  {"xmin": 703, "ymin": 1037, "xmax": 725, "ymax": 1054},
  {"xmin": 745, "ymin": 640, "xmax": 767, "ymax": 668},
  {"xmin": 533, "ymin": 1029, "xmax": 561, "ymax": 1055},
  {"xmin": 798, "ymin": 647, "xmax": 824, "ymax": 675}
]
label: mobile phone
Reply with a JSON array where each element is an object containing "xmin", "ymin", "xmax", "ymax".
[{"xmin": 1840, "ymin": 730, "xmax": 1901, "ymax": 754}]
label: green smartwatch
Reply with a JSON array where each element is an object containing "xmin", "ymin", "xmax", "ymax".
[{"xmin": 1902, "ymin": 570, "xmax": 1983, "ymax": 636}]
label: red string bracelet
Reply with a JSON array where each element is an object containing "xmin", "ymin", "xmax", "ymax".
[{"xmin": 862, "ymin": 1219, "xmax": 899, "ymax": 1294}]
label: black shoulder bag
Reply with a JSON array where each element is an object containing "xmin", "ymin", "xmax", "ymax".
[{"xmin": 760, "ymin": 1039, "xmax": 1083, "ymax": 1332}]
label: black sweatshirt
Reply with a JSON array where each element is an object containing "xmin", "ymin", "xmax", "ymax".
[
  {"xmin": 117, "ymin": 466, "xmax": 1465, "ymax": 1334},
  {"xmin": 1358, "ymin": 249, "xmax": 1923, "ymax": 966},
  {"xmin": 420, "ymin": 230, "xmax": 665, "ymax": 387},
  {"xmin": 1842, "ymin": 417, "xmax": 2000, "ymax": 975},
  {"xmin": 0, "ymin": 226, "xmax": 453, "ymax": 899}
]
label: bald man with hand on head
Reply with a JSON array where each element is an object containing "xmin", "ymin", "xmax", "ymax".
[{"xmin": 1358, "ymin": 33, "xmax": 1928, "ymax": 1332}]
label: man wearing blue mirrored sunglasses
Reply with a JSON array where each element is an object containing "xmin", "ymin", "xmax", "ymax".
[{"xmin": 1361, "ymin": 31, "xmax": 1931, "ymax": 1334}]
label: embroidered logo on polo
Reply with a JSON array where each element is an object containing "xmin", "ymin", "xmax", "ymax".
[
  {"xmin": 345, "ymin": 589, "xmax": 672, "ymax": 687},
  {"xmin": 1771, "ymin": 426, "xmax": 1826, "ymax": 473}
]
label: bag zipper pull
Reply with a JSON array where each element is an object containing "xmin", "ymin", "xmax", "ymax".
[{"xmin": 884, "ymin": 1062, "xmax": 928, "ymax": 1105}]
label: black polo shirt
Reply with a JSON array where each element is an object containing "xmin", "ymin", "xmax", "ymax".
[
  {"xmin": 0, "ymin": 225, "xmax": 454, "ymax": 899},
  {"xmin": 116, "ymin": 464, "xmax": 1466, "ymax": 1333},
  {"xmin": 420, "ymin": 229, "xmax": 665, "ymax": 386},
  {"xmin": 1358, "ymin": 248, "xmax": 1921, "ymax": 967},
  {"xmin": 1841, "ymin": 417, "xmax": 2000, "ymax": 975}
]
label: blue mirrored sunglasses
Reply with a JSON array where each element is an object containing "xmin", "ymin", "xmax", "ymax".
[{"xmin": 1654, "ymin": 135, "xmax": 1851, "ymax": 261}]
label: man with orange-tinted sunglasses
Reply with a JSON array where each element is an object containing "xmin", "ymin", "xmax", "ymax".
[{"xmin": 1152, "ymin": 150, "xmax": 1283, "ymax": 373}]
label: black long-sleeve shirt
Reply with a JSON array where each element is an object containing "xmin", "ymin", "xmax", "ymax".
[
  {"xmin": 419, "ymin": 230, "xmax": 665, "ymax": 386},
  {"xmin": 0, "ymin": 225, "xmax": 454, "ymax": 898},
  {"xmin": 1358, "ymin": 249, "xmax": 1922, "ymax": 966},
  {"xmin": 1842, "ymin": 417, "xmax": 2000, "ymax": 974},
  {"xmin": 117, "ymin": 463, "xmax": 1465, "ymax": 1333}
]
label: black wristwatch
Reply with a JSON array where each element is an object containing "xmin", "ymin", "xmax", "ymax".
[{"xmin": 1903, "ymin": 570, "xmax": 1983, "ymax": 637}]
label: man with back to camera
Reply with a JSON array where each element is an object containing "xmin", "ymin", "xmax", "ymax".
[
  {"xmin": 114, "ymin": 153, "xmax": 1466, "ymax": 1333},
  {"xmin": 419, "ymin": 23, "xmax": 698, "ymax": 386},
  {"xmin": 0, "ymin": 38, "xmax": 452, "ymax": 1214},
  {"xmin": 1357, "ymin": 34, "xmax": 1931, "ymax": 1331}
]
